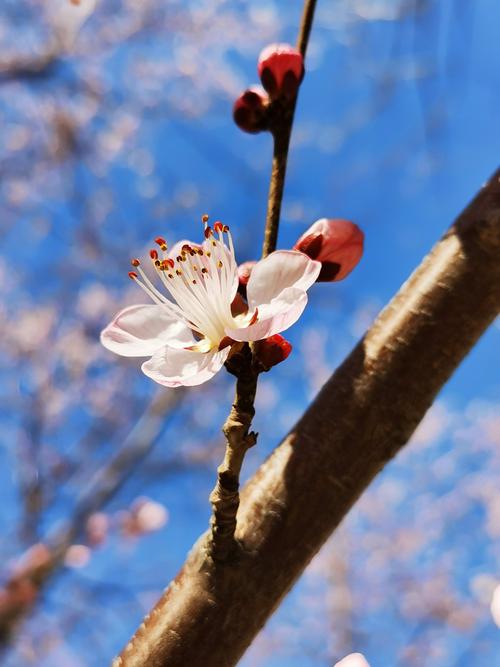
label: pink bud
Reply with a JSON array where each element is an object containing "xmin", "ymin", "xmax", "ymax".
[
  {"xmin": 237, "ymin": 260, "xmax": 256, "ymax": 298},
  {"xmin": 294, "ymin": 218, "xmax": 364, "ymax": 281},
  {"xmin": 258, "ymin": 43, "xmax": 304, "ymax": 99},
  {"xmin": 237, "ymin": 260, "xmax": 256, "ymax": 286},
  {"xmin": 254, "ymin": 334, "xmax": 292, "ymax": 371},
  {"xmin": 233, "ymin": 87, "xmax": 269, "ymax": 133}
]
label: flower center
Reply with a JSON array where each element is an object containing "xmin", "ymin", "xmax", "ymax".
[{"xmin": 128, "ymin": 216, "xmax": 243, "ymax": 348}]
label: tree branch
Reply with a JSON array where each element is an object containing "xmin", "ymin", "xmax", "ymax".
[{"xmin": 114, "ymin": 169, "xmax": 500, "ymax": 667}]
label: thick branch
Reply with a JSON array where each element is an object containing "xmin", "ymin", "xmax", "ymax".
[{"xmin": 115, "ymin": 169, "xmax": 500, "ymax": 667}]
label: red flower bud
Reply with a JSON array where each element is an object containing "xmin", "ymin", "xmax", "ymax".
[
  {"xmin": 294, "ymin": 218, "xmax": 364, "ymax": 281},
  {"xmin": 258, "ymin": 43, "xmax": 304, "ymax": 99},
  {"xmin": 237, "ymin": 260, "xmax": 256, "ymax": 298},
  {"xmin": 233, "ymin": 86, "xmax": 269, "ymax": 133},
  {"xmin": 237, "ymin": 260, "xmax": 256, "ymax": 286},
  {"xmin": 254, "ymin": 334, "xmax": 292, "ymax": 371}
]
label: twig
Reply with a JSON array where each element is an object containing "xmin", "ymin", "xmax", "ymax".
[
  {"xmin": 209, "ymin": 348, "xmax": 259, "ymax": 561},
  {"xmin": 262, "ymin": 0, "xmax": 318, "ymax": 258},
  {"xmin": 208, "ymin": 0, "xmax": 318, "ymax": 560}
]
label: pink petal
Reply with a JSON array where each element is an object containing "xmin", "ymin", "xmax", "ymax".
[
  {"xmin": 141, "ymin": 346, "xmax": 230, "ymax": 387},
  {"xmin": 100, "ymin": 304, "xmax": 194, "ymax": 357},
  {"xmin": 246, "ymin": 250, "xmax": 320, "ymax": 310},
  {"xmin": 225, "ymin": 288, "xmax": 308, "ymax": 342}
]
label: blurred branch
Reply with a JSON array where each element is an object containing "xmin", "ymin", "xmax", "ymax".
[
  {"xmin": 115, "ymin": 170, "xmax": 500, "ymax": 667},
  {"xmin": 0, "ymin": 47, "xmax": 59, "ymax": 83},
  {"xmin": 0, "ymin": 388, "xmax": 185, "ymax": 648}
]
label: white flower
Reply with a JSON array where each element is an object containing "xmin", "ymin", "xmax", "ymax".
[{"xmin": 101, "ymin": 220, "xmax": 320, "ymax": 387}]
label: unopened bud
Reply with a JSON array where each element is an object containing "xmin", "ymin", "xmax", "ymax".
[
  {"xmin": 294, "ymin": 218, "xmax": 364, "ymax": 281},
  {"xmin": 254, "ymin": 334, "xmax": 292, "ymax": 371},
  {"xmin": 233, "ymin": 87, "xmax": 269, "ymax": 133},
  {"xmin": 237, "ymin": 260, "xmax": 256, "ymax": 298},
  {"xmin": 258, "ymin": 43, "xmax": 304, "ymax": 99}
]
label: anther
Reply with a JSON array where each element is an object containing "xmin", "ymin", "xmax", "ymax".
[
  {"xmin": 131, "ymin": 258, "xmax": 140, "ymax": 267},
  {"xmin": 214, "ymin": 221, "xmax": 224, "ymax": 233},
  {"xmin": 168, "ymin": 273, "xmax": 173, "ymax": 278},
  {"xmin": 204, "ymin": 226, "xmax": 213, "ymax": 239},
  {"xmin": 201, "ymin": 214, "xmax": 209, "ymax": 224},
  {"xmin": 155, "ymin": 237, "xmax": 168, "ymax": 251},
  {"xmin": 181, "ymin": 244, "xmax": 192, "ymax": 253},
  {"xmin": 201, "ymin": 268, "xmax": 208, "ymax": 274},
  {"xmin": 223, "ymin": 225, "xmax": 229, "ymax": 232},
  {"xmin": 150, "ymin": 249, "xmax": 158, "ymax": 260},
  {"xmin": 218, "ymin": 261, "xmax": 223, "ymax": 268},
  {"xmin": 128, "ymin": 271, "xmax": 138, "ymax": 280},
  {"xmin": 154, "ymin": 259, "xmax": 161, "ymax": 268},
  {"xmin": 176, "ymin": 269, "xmax": 182, "ymax": 276},
  {"xmin": 192, "ymin": 279, "xmax": 197, "ymax": 284}
]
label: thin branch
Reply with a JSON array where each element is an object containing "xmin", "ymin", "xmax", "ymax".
[
  {"xmin": 208, "ymin": 0, "xmax": 319, "ymax": 558},
  {"xmin": 297, "ymin": 0, "xmax": 318, "ymax": 57},
  {"xmin": 262, "ymin": 0, "xmax": 318, "ymax": 258},
  {"xmin": 114, "ymin": 169, "xmax": 500, "ymax": 667},
  {"xmin": 209, "ymin": 347, "xmax": 259, "ymax": 561}
]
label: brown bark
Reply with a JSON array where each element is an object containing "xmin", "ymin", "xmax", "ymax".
[{"xmin": 114, "ymin": 169, "xmax": 500, "ymax": 667}]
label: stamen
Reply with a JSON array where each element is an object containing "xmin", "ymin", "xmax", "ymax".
[{"xmin": 155, "ymin": 237, "xmax": 168, "ymax": 251}]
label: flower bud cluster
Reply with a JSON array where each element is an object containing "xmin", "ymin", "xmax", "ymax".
[{"xmin": 233, "ymin": 43, "xmax": 304, "ymax": 134}]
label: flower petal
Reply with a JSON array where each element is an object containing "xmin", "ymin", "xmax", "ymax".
[
  {"xmin": 225, "ymin": 287, "xmax": 308, "ymax": 342},
  {"xmin": 246, "ymin": 250, "xmax": 320, "ymax": 310},
  {"xmin": 141, "ymin": 346, "xmax": 230, "ymax": 387},
  {"xmin": 100, "ymin": 304, "xmax": 194, "ymax": 357}
]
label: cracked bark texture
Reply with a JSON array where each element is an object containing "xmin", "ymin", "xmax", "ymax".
[{"xmin": 114, "ymin": 169, "xmax": 500, "ymax": 667}]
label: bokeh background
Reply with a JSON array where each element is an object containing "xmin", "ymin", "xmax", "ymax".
[{"xmin": 0, "ymin": 1, "xmax": 499, "ymax": 665}]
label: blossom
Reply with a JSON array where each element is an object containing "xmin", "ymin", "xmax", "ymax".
[
  {"xmin": 294, "ymin": 218, "xmax": 364, "ymax": 281},
  {"xmin": 258, "ymin": 43, "xmax": 304, "ymax": 99},
  {"xmin": 101, "ymin": 218, "xmax": 320, "ymax": 387}
]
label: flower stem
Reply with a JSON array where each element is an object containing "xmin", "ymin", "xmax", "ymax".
[{"xmin": 209, "ymin": 0, "xmax": 318, "ymax": 561}]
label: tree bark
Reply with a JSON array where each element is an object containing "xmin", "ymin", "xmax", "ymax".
[{"xmin": 114, "ymin": 169, "xmax": 500, "ymax": 667}]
